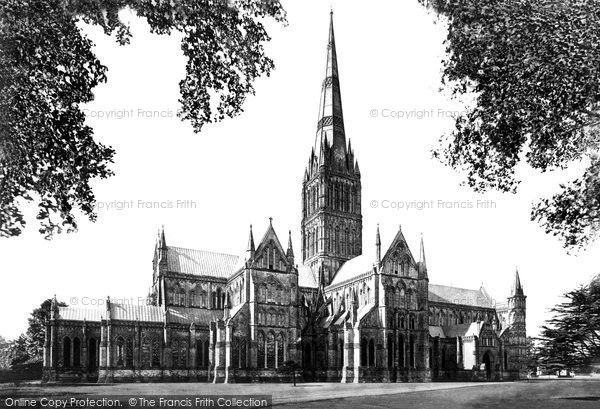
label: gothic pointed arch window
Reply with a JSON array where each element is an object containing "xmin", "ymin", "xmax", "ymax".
[
  {"xmin": 387, "ymin": 334, "xmax": 395, "ymax": 368},
  {"xmin": 172, "ymin": 339, "xmax": 180, "ymax": 368},
  {"xmin": 398, "ymin": 334, "xmax": 405, "ymax": 367},
  {"xmin": 231, "ymin": 337, "xmax": 240, "ymax": 369},
  {"xmin": 368, "ymin": 339, "xmax": 375, "ymax": 367},
  {"xmin": 257, "ymin": 332, "xmax": 265, "ymax": 368},
  {"xmin": 151, "ymin": 337, "xmax": 161, "ymax": 367},
  {"xmin": 168, "ymin": 287, "xmax": 175, "ymax": 306},
  {"xmin": 276, "ymin": 333, "xmax": 285, "ymax": 368},
  {"xmin": 360, "ymin": 338, "xmax": 367, "ymax": 366},
  {"xmin": 409, "ymin": 335, "xmax": 416, "ymax": 368},
  {"xmin": 266, "ymin": 332, "xmax": 276, "ymax": 368},
  {"xmin": 335, "ymin": 227, "xmax": 340, "ymax": 253},
  {"xmin": 409, "ymin": 314, "xmax": 416, "ymax": 330},
  {"xmin": 73, "ymin": 337, "xmax": 81, "ymax": 367},
  {"xmin": 195, "ymin": 339, "xmax": 203, "ymax": 368},
  {"xmin": 141, "ymin": 336, "xmax": 151, "ymax": 368},
  {"xmin": 344, "ymin": 228, "xmax": 349, "ymax": 255},
  {"xmin": 177, "ymin": 287, "xmax": 185, "ymax": 306},
  {"xmin": 62, "ymin": 337, "xmax": 71, "ymax": 368},
  {"xmin": 204, "ymin": 339, "xmax": 209, "ymax": 368},
  {"xmin": 116, "ymin": 336, "xmax": 125, "ymax": 367}
]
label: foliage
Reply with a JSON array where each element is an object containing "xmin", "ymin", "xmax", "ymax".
[
  {"xmin": 536, "ymin": 275, "xmax": 600, "ymax": 369},
  {"xmin": 8, "ymin": 298, "xmax": 66, "ymax": 368},
  {"xmin": 419, "ymin": 0, "xmax": 600, "ymax": 249},
  {"xmin": 0, "ymin": 336, "xmax": 14, "ymax": 369},
  {"xmin": 0, "ymin": 0, "xmax": 285, "ymax": 238}
]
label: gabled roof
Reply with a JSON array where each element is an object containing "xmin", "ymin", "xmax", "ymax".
[
  {"xmin": 328, "ymin": 254, "xmax": 376, "ymax": 288},
  {"xmin": 428, "ymin": 283, "xmax": 494, "ymax": 308},
  {"xmin": 254, "ymin": 221, "xmax": 287, "ymax": 261},
  {"xmin": 168, "ymin": 306, "xmax": 222, "ymax": 325},
  {"xmin": 111, "ymin": 303, "xmax": 164, "ymax": 322},
  {"xmin": 441, "ymin": 323, "xmax": 473, "ymax": 338},
  {"xmin": 442, "ymin": 322, "xmax": 492, "ymax": 339},
  {"xmin": 58, "ymin": 306, "xmax": 103, "ymax": 322},
  {"xmin": 166, "ymin": 246, "xmax": 239, "ymax": 279},
  {"xmin": 381, "ymin": 227, "xmax": 417, "ymax": 266},
  {"xmin": 57, "ymin": 303, "xmax": 164, "ymax": 323}
]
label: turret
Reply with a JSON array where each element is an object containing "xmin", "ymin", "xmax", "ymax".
[
  {"xmin": 286, "ymin": 230, "xmax": 294, "ymax": 264},
  {"xmin": 417, "ymin": 233, "xmax": 428, "ymax": 279},
  {"xmin": 376, "ymin": 224, "xmax": 381, "ymax": 264},
  {"xmin": 246, "ymin": 224, "xmax": 255, "ymax": 260}
]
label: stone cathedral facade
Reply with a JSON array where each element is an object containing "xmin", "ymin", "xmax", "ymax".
[{"xmin": 42, "ymin": 14, "xmax": 528, "ymax": 384}]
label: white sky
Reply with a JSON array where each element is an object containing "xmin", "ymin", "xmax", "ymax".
[{"xmin": 1, "ymin": 0, "xmax": 598, "ymax": 340}]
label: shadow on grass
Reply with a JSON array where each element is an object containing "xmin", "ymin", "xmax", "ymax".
[{"xmin": 559, "ymin": 396, "xmax": 600, "ymax": 401}]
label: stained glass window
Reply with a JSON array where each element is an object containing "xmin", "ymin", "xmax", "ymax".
[
  {"xmin": 266, "ymin": 333, "xmax": 275, "ymax": 368},
  {"xmin": 125, "ymin": 338, "xmax": 133, "ymax": 368},
  {"xmin": 116, "ymin": 337, "xmax": 125, "ymax": 367},
  {"xmin": 141, "ymin": 337, "xmax": 151, "ymax": 368},
  {"xmin": 257, "ymin": 332, "xmax": 265, "ymax": 368},
  {"xmin": 240, "ymin": 338, "xmax": 247, "ymax": 368},
  {"xmin": 172, "ymin": 340, "xmax": 180, "ymax": 368},
  {"xmin": 231, "ymin": 338, "xmax": 239, "ymax": 369},
  {"xmin": 151, "ymin": 338, "xmax": 161, "ymax": 367},
  {"xmin": 276, "ymin": 333, "xmax": 284, "ymax": 368}
]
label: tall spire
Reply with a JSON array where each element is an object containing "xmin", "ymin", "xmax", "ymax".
[
  {"xmin": 419, "ymin": 233, "xmax": 426, "ymax": 266},
  {"xmin": 159, "ymin": 225, "xmax": 166, "ymax": 249},
  {"xmin": 287, "ymin": 230, "xmax": 294, "ymax": 260},
  {"xmin": 247, "ymin": 224, "xmax": 255, "ymax": 257},
  {"xmin": 376, "ymin": 224, "xmax": 381, "ymax": 262},
  {"xmin": 512, "ymin": 267, "xmax": 524, "ymax": 296},
  {"xmin": 315, "ymin": 10, "xmax": 347, "ymax": 162}
]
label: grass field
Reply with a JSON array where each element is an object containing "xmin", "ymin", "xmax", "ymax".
[{"xmin": 1, "ymin": 379, "xmax": 599, "ymax": 408}]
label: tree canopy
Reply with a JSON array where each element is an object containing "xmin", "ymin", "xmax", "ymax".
[
  {"xmin": 8, "ymin": 297, "xmax": 66, "ymax": 368},
  {"xmin": 536, "ymin": 275, "xmax": 600, "ymax": 369},
  {"xmin": 420, "ymin": 0, "xmax": 600, "ymax": 249},
  {"xmin": 0, "ymin": 0, "xmax": 285, "ymax": 238}
]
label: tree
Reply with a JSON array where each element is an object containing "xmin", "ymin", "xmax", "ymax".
[
  {"xmin": 0, "ymin": 336, "xmax": 14, "ymax": 369},
  {"xmin": 419, "ymin": 0, "xmax": 600, "ymax": 249},
  {"xmin": 0, "ymin": 0, "xmax": 286, "ymax": 238},
  {"xmin": 26, "ymin": 298, "xmax": 67, "ymax": 360},
  {"xmin": 536, "ymin": 275, "xmax": 600, "ymax": 369},
  {"xmin": 8, "ymin": 298, "xmax": 67, "ymax": 368},
  {"xmin": 524, "ymin": 336, "xmax": 539, "ymax": 374}
]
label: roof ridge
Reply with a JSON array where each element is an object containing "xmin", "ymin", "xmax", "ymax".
[
  {"xmin": 168, "ymin": 245, "xmax": 238, "ymax": 258},
  {"xmin": 429, "ymin": 282, "xmax": 483, "ymax": 292}
]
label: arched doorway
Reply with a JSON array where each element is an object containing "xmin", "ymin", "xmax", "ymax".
[{"xmin": 482, "ymin": 351, "xmax": 492, "ymax": 380}]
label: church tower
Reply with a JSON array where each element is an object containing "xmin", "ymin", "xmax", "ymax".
[
  {"xmin": 301, "ymin": 11, "xmax": 362, "ymax": 286},
  {"xmin": 507, "ymin": 268, "xmax": 527, "ymax": 374}
]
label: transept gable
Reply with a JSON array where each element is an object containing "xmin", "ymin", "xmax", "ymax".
[
  {"xmin": 381, "ymin": 228, "xmax": 417, "ymax": 276},
  {"xmin": 254, "ymin": 222, "xmax": 289, "ymax": 270}
]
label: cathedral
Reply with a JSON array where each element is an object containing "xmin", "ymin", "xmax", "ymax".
[{"xmin": 42, "ymin": 13, "xmax": 528, "ymax": 384}]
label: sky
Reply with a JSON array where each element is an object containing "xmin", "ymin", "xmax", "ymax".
[{"xmin": 1, "ymin": 0, "xmax": 599, "ymax": 340}]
